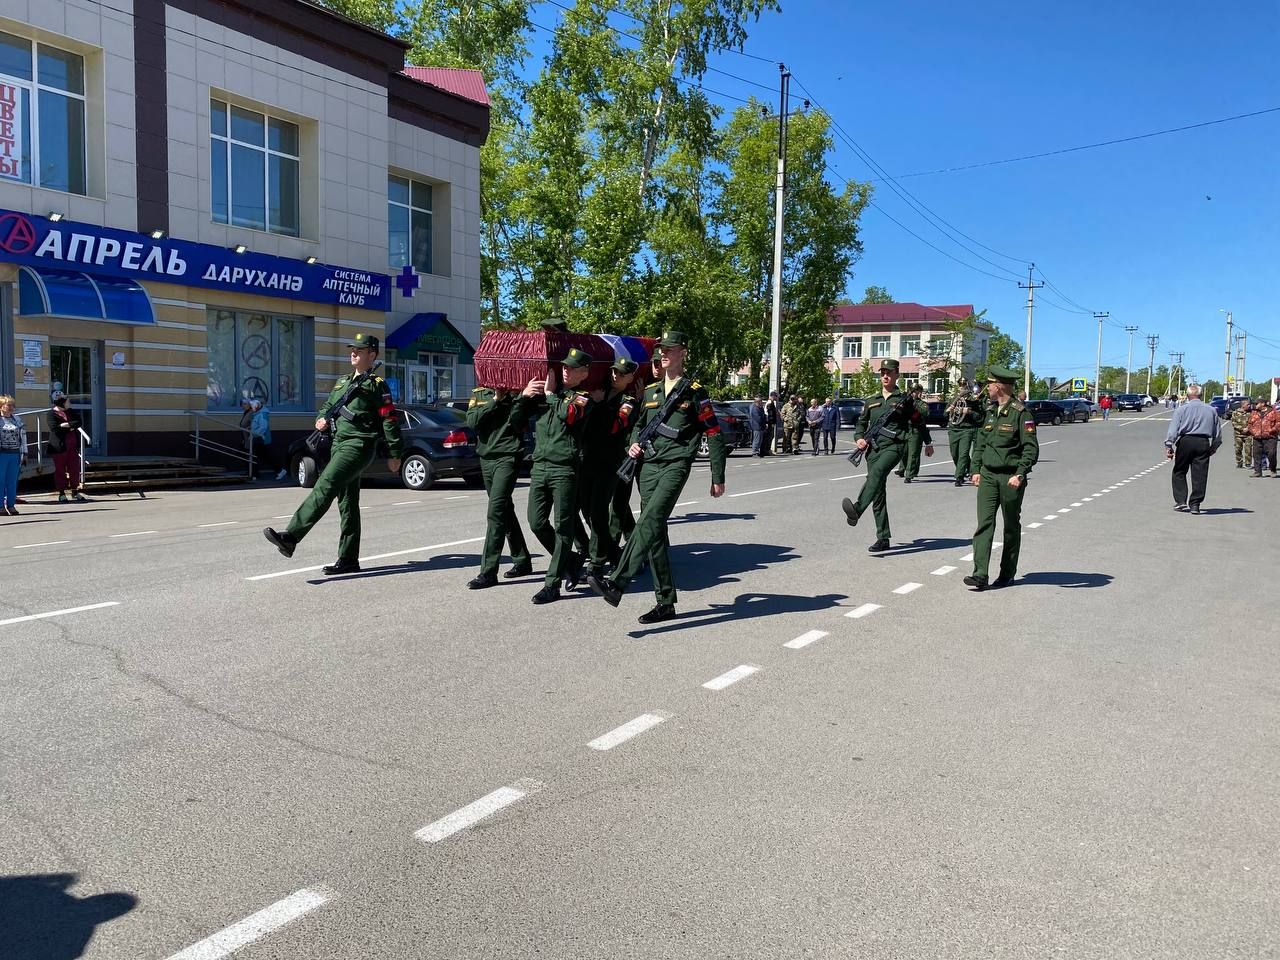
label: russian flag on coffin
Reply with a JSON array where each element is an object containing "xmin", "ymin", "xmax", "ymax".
[{"xmin": 473, "ymin": 330, "xmax": 659, "ymax": 391}]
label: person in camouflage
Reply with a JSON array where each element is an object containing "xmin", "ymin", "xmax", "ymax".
[
  {"xmin": 1247, "ymin": 400, "xmax": 1279, "ymax": 477},
  {"xmin": 780, "ymin": 395, "xmax": 801, "ymax": 454},
  {"xmin": 1231, "ymin": 399, "xmax": 1253, "ymax": 468}
]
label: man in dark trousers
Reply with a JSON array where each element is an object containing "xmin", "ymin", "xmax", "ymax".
[
  {"xmin": 263, "ymin": 333, "xmax": 402, "ymax": 574},
  {"xmin": 1164, "ymin": 383, "xmax": 1221, "ymax": 514},
  {"xmin": 763, "ymin": 391, "xmax": 780, "ymax": 455},
  {"xmin": 749, "ymin": 396, "xmax": 767, "ymax": 456},
  {"xmin": 841, "ymin": 359, "xmax": 932, "ymax": 552},
  {"xmin": 964, "ymin": 366, "xmax": 1040, "ymax": 590},
  {"xmin": 946, "ymin": 377, "xmax": 983, "ymax": 486},
  {"xmin": 465, "ymin": 385, "xmax": 533, "ymax": 588},
  {"xmin": 895, "ymin": 382, "xmax": 929, "ymax": 482},
  {"xmin": 581, "ymin": 357, "xmax": 640, "ymax": 578},
  {"xmin": 587, "ymin": 331, "xmax": 727, "ymax": 624}
]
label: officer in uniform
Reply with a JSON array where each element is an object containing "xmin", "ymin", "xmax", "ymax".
[
  {"xmin": 263, "ymin": 333, "xmax": 402, "ymax": 574},
  {"xmin": 894, "ymin": 383, "xmax": 929, "ymax": 481},
  {"xmin": 946, "ymin": 377, "xmax": 983, "ymax": 486},
  {"xmin": 964, "ymin": 365, "xmax": 1040, "ymax": 590},
  {"xmin": 517, "ymin": 347, "xmax": 595, "ymax": 605},
  {"xmin": 587, "ymin": 331, "xmax": 727, "ymax": 624},
  {"xmin": 841, "ymin": 359, "xmax": 932, "ymax": 552},
  {"xmin": 581, "ymin": 357, "xmax": 640, "ymax": 577},
  {"xmin": 465, "ymin": 385, "xmax": 533, "ymax": 589},
  {"xmin": 1231, "ymin": 398, "xmax": 1253, "ymax": 469}
]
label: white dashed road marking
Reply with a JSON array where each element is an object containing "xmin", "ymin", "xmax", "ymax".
[
  {"xmin": 1043, "ymin": 515, "xmax": 1058, "ymax": 521},
  {"xmin": 893, "ymin": 582, "xmax": 922, "ymax": 595},
  {"xmin": 729, "ymin": 482, "xmax": 810, "ymax": 498},
  {"xmin": 1058, "ymin": 508, "xmax": 1071, "ymax": 513},
  {"xmin": 414, "ymin": 779, "xmax": 543, "ymax": 843},
  {"xmin": 931, "ymin": 565, "xmax": 956, "ymax": 576},
  {"xmin": 110, "ymin": 530, "xmax": 157, "ymax": 538},
  {"xmin": 164, "ymin": 886, "xmax": 336, "ymax": 960},
  {"xmin": 393, "ymin": 500, "xmax": 421, "ymax": 506},
  {"xmin": 784, "ymin": 630, "xmax": 828, "ymax": 650},
  {"xmin": 13, "ymin": 540, "xmax": 71, "ymax": 549},
  {"xmin": 675, "ymin": 500, "xmax": 700, "ymax": 508},
  {"xmin": 0, "ymin": 601, "xmax": 121, "ymax": 627},
  {"xmin": 703, "ymin": 664, "xmax": 760, "ymax": 690},
  {"xmin": 1071, "ymin": 502, "xmax": 1083, "ymax": 507},
  {"xmin": 445, "ymin": 495, "xmax": 469, "ymax": 500},
  {"xmin": 588, "ymin": 713, "xmax": 670, "ymax": 751},
  {"xmin": 1028, "ymin": 522, "xmax": 1043, "ymax": 529},
  {"xmin": 198, "ymin": 521, "xmax": 238, "ymax": 528},
  {"xmin": 845, "ymin": 603, "xmax": 881, "ymax": 619},
  {"xmin": 960, "ymin": 553, "xmax": 974, "ymax": 562}
]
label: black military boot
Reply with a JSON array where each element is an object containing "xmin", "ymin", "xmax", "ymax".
[
  {"xmin": 841, "ymin": 497, "xmax": 860, "ymax": 527},
  {"xmin": 263, "ymin": 527, "xmax": 296, "ymax": 558},
  {"xmin": 531, "ymin": 584, "xmax": 560, "ymax": 605},
  {"xmin": 322, "ymin": 560, "xmax": 361, "ymax": 576},
  {"xmin": 468, "ymin": 572, "xmax": 499, "ymax": 590},
  {"xmin": 963, "ymin": 575, "xmax": 989, "ymax": 591},
  {"xmin": 586, "ymin": 572, "xmax": 622, "ymax": 607},
  {"xmin": 503, "ymin": 563, "xmax": 533, "ymax": 579},
  {"xmin": 868, "ymin": 539, "xmax": 890, "ymax": 552},
  {"xmin": 638, "ymin": 603, "xmax": 675, "ymax": 624}
]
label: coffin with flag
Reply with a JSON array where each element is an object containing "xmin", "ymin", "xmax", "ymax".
[{"xmin": 473, "ymin": 330, "xmax": 658, "ymax": 390}]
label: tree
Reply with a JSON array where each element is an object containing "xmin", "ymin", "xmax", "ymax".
[
  {"xmin": 859, "ymin": 285, "xmax": 894, "ymax": 304},
  {"xmin": 842, "ymin": 359, "xmax": 878, "ymax": 398}
]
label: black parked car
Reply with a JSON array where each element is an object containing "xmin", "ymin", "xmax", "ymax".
[
  {"xmin": 1025, "ymin": 400, "xmax": 1069, "ymax": 425},
  {"xmin": 698, "ymin": 402, "xmax": 744, "ymax": 457},
  {"xmin": 924, "ymin": 401, "xmax": 948, "ymax": 427},
  {"xmin": 288, "ymin": 403, "xmax": 483, "ymax": 491},
  {"xmin": 1114, "ymin": 393, "xmax": 1146, "ymax": 411},
  {"xmin": 1056, "ymin": 398, "xmax": 1093, "ymax": 422},
  {"xmin": 834, "ymin": 397, "xmax": 865, "ymax": 428}
]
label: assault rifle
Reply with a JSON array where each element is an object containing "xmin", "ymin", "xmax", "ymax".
[
  {"xmin": 304, "ymin": 361, "xmax": 383, "ymax": 456},
  {"xmin": 617, "ymin": 378, "xmax": 690, "ymax": 484},
  {"xmin": 847, "ymin": 393, "xmax": 914, "ymax": 468}
]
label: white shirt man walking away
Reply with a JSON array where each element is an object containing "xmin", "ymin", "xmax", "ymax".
[{"xmin": 1164, "ymin": 384, "xmax": 1221, "ymax": 515}]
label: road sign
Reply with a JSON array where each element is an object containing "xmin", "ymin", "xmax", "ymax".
[{"xmin": 1071, "ymin": 377, "xmax": 1087, "ymax": 392}]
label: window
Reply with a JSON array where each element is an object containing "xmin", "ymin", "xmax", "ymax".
[
  {"xmin": 842, "ymin": 337, "xmax": 863, "ymax": 359},
  {"xmin": 900, "ymin": 335, "xmax": 921, "ymax": 357},
  {"xmin": 929, "ymin": 337, "xmax": 953, "ymax": 358},
  {"xmin": 210, "ymin": 98, "xmax": 300, "ymax": 236},
  {"xmin": 388, "ymin": 174, "xmax": 432, "ymax": 274},
  {"xmin": 840, "ymin": 374, "xmax": 856, "ymax": 393},
  {"xmin": 0, "ymin": 32, "xmax": 86, "ymax": 194},
  {"xmin": 931, "ymin": 376, "xmax": 949, "ymax": 395},
  {"xmin": 871, "ymin": 336, "xmax": 891, "ymax": 358},
  {"xmin": 901, "ymin": 374, "xmax": 919, "ymax": 391},
  {"xmin": 206, "ymin": 309, "xmax": 311, "ymax": 411}
]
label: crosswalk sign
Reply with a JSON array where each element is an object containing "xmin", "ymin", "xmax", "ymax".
[{"xmin": 1071, "ymin": 377, "xmax": 1087, "ymax": 392}]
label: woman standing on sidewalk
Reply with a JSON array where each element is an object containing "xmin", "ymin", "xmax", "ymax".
[
  {"xmin": 0, "ymin": 395, "xmax": 28, "ymax": 515},
  {"xmin": 47, "ymin": 390, "xmax": 87, "ymax": 503}
]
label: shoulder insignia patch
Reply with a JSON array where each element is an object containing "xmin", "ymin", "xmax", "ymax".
[
  {"xmin": 1011, "ymin": 400, "xmax": 1025, "ymax": 412},
  {"xmin": 572, "ymin": 393, "xmax": 588, "ymax": 407}
]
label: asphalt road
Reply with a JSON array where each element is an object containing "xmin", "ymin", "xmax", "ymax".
[{"xmin": 3, "ymin": 410, "xmax": 1277, "ymax": 959}]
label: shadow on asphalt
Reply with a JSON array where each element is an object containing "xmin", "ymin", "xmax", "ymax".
[
  {"xmin": 628, "ymin": 592, "xmax": 848, "ymax": 638},
  {"xmin": 668, "ymin": 511, "xmax": 756, "ymax": 526},
  {"xmin": 306, "ymin": 553, "xmax": 478, "ymax": 583},
  {"xmin": 1196, "ymin": 507, "xmax": 1254, "ymax": 516},
  {"xmin": 659, "ymin": 541, "xmax": 800, "ymax": 592},
  {"xmin": 877, "ymin": 537, "xmax": 972, "ymax": 556},
  {"xmin": 1012, "ymin": 571, "xmax": 1114, "ymax": 589},
  {"xmin": 0, "ymin": 873, "xmax": 137, "ymax": 960}
]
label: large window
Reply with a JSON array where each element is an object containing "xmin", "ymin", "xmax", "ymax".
[
  {"xmin": 388, "ymin": 174, "xmax": 433, "ymax": 274},
  {"xmin": 842, "ymin": 337, "xmax": 863, "ymax": 359},
  {"xmin": 871, "ymin": 336, "xmax": 891, "ymax": 359},
  {"xmin": 929, "ymin": 336, "xmax": 953, "ymax": 358},
  {"xmin": 206, "ymin": 309, "xmax": 311, "ymax": 411},
  {"xmin": 210, "ymin": 99, "xmax": 300, "ymax": 236},
  {"xmin": 900, "ymin": 335, "xmax": 921, "ymax": 357},
  {"xmin": 0, "ymin": 32, "xmax": 86, "ymax": 194}
]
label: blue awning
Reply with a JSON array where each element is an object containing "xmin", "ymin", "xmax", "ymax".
[
  {"xmin": 18, "ymin": 266, "xmax": 155, "ymax": 324},
  {"xmin": 386, "ymin": 312, "xmax": 475, "ymax": 362}
]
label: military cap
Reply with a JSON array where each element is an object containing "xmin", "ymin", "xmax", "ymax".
[
  {"xmin": 659, "ymin": 330, "xmax": 688, "ymax": 348},
  {"xmin": 561, "ymin": 347, "xmax": 592, "ymax": 369},
  {"xmin": 349, "ymin": 332, "xmax": 379, "ymax": 351},
  {"xmin": 878, "ymin": 358, "xmax": 900, "ymax": 373},
  {"xmin": 611, "ymin": 357, "xmax": 639, "ymax": 375},
  {"xmin": 987, "ymin": 365, "xmax": 1019, "ymax": 385}
]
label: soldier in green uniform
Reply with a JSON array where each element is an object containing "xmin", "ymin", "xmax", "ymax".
[
  {"xmin": 946, "ymin": 377, "xmax": 984, "ymax": 486},
  {"xmin": 894, "ymin": 383, "xmax": 929, "ymax": 481},
  {"xmin": 581, "ymin": 357, "xmax": 640, "ymax": 577},
  {"xmin": 841, "ymin": 359, "xmax": 933, "ymax": 552},
  {"xmin": 465, "ymin": 385, "xmax": 533, "ymax": 589},
  {"xmin": 964, "ymin": 365, "xmax": 1040, "ymax": 591},
  {"xmin": 263, "ymin": 333, "xmax": 403, "ymax": 574},
  {"xmin": 1231, "ymin": 399, "xmax": 1253, "ymax": 468},
  {"xmin": 608, "ymin": 354, "xmax": 660, "ymax": 548},
  {"xmin": 587, "ymin": 331, "xmax": 727, "ymax": 624},
  {"xmin": 516, "ymin": 347, "xmax": 596, "ymax": 605}
]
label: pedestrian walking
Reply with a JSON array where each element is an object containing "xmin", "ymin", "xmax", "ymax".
[
  {"xmin": 963, "ymin": 366, "xmax": 1040, "ymax": 590},
  {"xmin": 516, "ymin": 348, "xmax": 595, "ymax": 605},
  {"xmin": 946, "ymin": 378, "xmax": 982, "ymax": 486},
  {"xmin": 763, "ymin": 392, "xmax": 779, "ymax": 455},
  {"xmin": 1247, "ymin": 399, "xmax": 1279, "ymax": 477},
  {"xmin": 0, "ymin": 395, "xmax": 27, "ymax": 516},
  {"xmin": 805, "ymin": 398, "xmax": 823, "ymax": 455},
  {"xmin": 748, "ymin": 396, "xmax": 766, "ymax": 456},
  {"xmin": 465, "ymin": 386, "xmax": 533, "ymax": 589},
  {"xmin": 1164, "ymin": 384, "xmax": 1221, "ymax": 514},
  {"xmin": 1231, "ymin": 399, "xmax": 1254, "ymax": 468},
  {"xmin": 1099, "ymin": 394, "xmax": 1113, "ymax": 421},
  {"xmin": 820, "ymin": 397, "xmax": 838, "ymax": 454},
  {"xmin": 262, "ymin": 333, "xmax": 403, "ymax": 573},
  {"xmin": 581, "ymin": 358, "xmax": 640, "ymax": 578},
  {"xmin": 840, "ymin": 359, "xmax": 933, "ymax": 552},
  {"xmin": 47, "ymin": 390, "xmax": 87, "ymax": 502},
  {"xmin": 586, "ymin": 331, "xmax": 728, "ymax": 624}
]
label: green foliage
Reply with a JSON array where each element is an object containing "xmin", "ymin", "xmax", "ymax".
[{"xmin": 860, "ymin": 285, "xmax": 894, "ymax": 304}]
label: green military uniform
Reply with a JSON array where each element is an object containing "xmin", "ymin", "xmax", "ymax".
[
  {"xmin": 466, "ymin": 387, "xmax": 531, "ymax": 581},
  {"xmin": 947, "ymin": 381, "xmax": 985, "ymax": 484},
  {"xmin": 1231, "ymin": 403, "xmax": 1253, "ymax": 467},
  {"xmin": 843, "ymin": 360, "xmax": 930, "ymax": 546},
  {"xmin": 517, "ymin": 348, "xmax": 594, "ymax": 595},
  {"xmin": 280, "ymin": 333, "xmax": 403, "ymax": 564},
  {"xmin": 968, "ymin": 366, "xmax": 1040, "ymax": 588},
  {"xmin": 895, "ymin": 390, "xmax": 929, "ymax": 480},
  {"xmin": 608, "ymin": 333, "xmax": 727, "ymax": 609},
  {"xmin": 581, "ymin": 360, "xmax": 640, "ymax": 575}
]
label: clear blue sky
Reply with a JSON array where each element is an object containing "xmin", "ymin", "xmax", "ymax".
[{"xmin": 699, "ymin": 0, "xmax": 1280, "ymax": 387}]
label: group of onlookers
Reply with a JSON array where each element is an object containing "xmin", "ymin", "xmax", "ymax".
[
  {"xmin": 747, "ymin": 393, "xmax": 839, "ymax": 457},
  {"xmin": 0, "ymin": 391, "xmax": 88, "ymax": 515}
]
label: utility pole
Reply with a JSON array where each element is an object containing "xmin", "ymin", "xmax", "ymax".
[
  {"xmin": 1124, "ymin": 326, "xmax": 1139, "ymax": 393},
  {"xmin": 1169, "ymin": 351, "xmax": 1184, "ymax": 399},
  {"xmin": 1092, "ymin": 313, "xmax": 1109, "ymax": 402},
  {"xmin": 1018, "ymin": 265, "xmax": 1043, "ymax": 399},
  {"xmin": 1222, "ymin": 310, "xmax": 1232, "ymax": 393},
  {"xmin": 1144, "ymin": 334, "xmax": 1159, "ymax": 396},
  {"xmin": 767, "ymin": 63, "xmax": 791, "ymax": 398},
  {"xmin": 1237, "ymin": 333, "xmax": 1247, "ymax": 393}
]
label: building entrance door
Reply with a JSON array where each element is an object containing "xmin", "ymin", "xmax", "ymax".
[
  {"xmin": 405, "ymin": 363, "xmax": 432, "ymax": 405},
  {"xmin": 48, "ymin": 341, "xmax": 104, "ymax": 454},
  {"xmin": 405, "ymin": 355, "xmax": 456, "ymax": 404}
]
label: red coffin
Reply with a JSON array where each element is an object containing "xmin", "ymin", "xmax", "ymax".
[{"xmin": 473, "ymin": 330, "xmax": 658, "ymax": 391}]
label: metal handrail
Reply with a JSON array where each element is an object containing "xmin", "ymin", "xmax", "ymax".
[
  {"xmin": 186, "ymin": 410, "xmax": 254, "ymax": 478},
  {"xmin": 14, "ymin": 409, "xmax": 92, "ymax": 492}
]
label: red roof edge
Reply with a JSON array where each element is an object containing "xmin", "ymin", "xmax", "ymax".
[{"xmin": 400, "ymin": 66, "xmax": 491, "ymax": 108}]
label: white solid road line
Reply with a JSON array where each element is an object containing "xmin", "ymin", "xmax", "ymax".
[
  {"xmin": 414, "ymin": 779, "xmax": 543, "ymax": 843},
  {"xmin": 246, "ymin": 537, "xmax": 484, "ymax": 581},
  {"xmin": 675, "ymin": 500, "xmax": 700, "ymax": 508},
  {"xmin": 13, "ymin": 540, "xmax": 71, "ymax": 549},
  {"xmin": 0, "ymin": 601, "xmax": 121, "ymax": 627},
  {"xmin": 1116, "ymin": 409, "xmax": 1167, "ymax": 427},
  {"xmin": 272, "ymin": 515, "xmax": 292, "ymax": 519},
  {"xmin": 445, "ymin": 495, "xmax": 469, "ymax": 500},
  {"xmin": 703, "ymin": 664, "xmax": 760, "ymax": 690},
  {"xmin": 845, "ymin": 603, "xmax": 881, "ymax": 619},
  {"xmin": 163, "ymin": 886, "xmax": 337, "ymax": 960},
  {"xmin": 110, "ymin": 530, "xmax": 158, "ymax": 538},
  {"xmin": 587, "ymin": 712, "xmax": 670, "ymax": 751},
  {"xmin": 729, "ymin": 482, "xmax": 810, "ymax": 498},
  {"xmin": 892, "ymin": 582, "xmax": 922, "ymax": 595},
  {"xmin": 392, "ymin": 500, "xmax": 421, "ymax": 506},
  {"xmin": 931, "ymin": 565, "xmax": 956, "ymax": 576},
  {"xmin": 198, "ymin": 521, "xmax": 238, "ymax": 528},
  {"xmin": 784, "ymin": 629, "xmax": 828, "ymax": 650}
]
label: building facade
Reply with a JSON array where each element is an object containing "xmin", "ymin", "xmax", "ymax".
[
  {"xmin": 827, "ymin": 302, "xmax": 989, "ymax": 397},
  {"xmin": 0, "ymin": 0, "xmax": 487, "ymax": 462}
]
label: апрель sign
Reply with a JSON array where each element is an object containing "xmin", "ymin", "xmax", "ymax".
[{"xmin": 0, "ymin": 209, "xmax": 391, "ymax": 311}]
